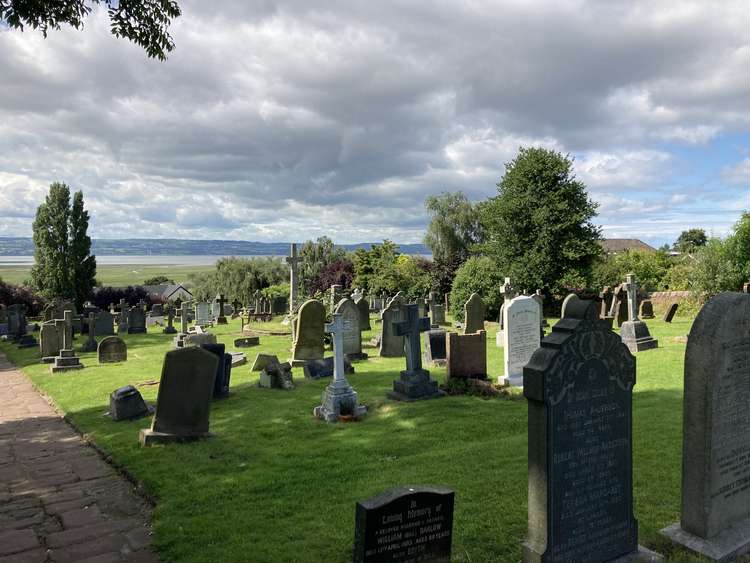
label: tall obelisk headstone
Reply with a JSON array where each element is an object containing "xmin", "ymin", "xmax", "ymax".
[{"xmin": 286, "ymin": 243, "xmax": 301, "ymax": 316}]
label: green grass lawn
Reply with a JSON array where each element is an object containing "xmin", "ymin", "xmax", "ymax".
[
  {"xmin": 0, "ymin": 315, "xmax": 718, "ymax": 562},
  {"xmin": 0, "ymin": 264, "xmax": 215, "ymax": 286}
]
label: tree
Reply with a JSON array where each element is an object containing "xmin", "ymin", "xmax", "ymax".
[
  {"xmin": 590, "ymin": 249, "xmax": 672, "ymax": 292},
  {"xmin": 352, "ymin": 240, "xmax": 400, "ymax": 295},
  {"xmin": 690, "ymin": 238, "xmax": 744, "ymax": 296},
  {"xmin": 31, "ymin": 183, "xmax": 98, "ymax": 308},
  {"xmin": 729, "ymin": 212, "xmax": 750, "ymax": 281},
  {"xmin": 143, "ymin": 275, "xmax": 175, "ymax": 285},
  {"xmin": 299, "ymin": 237, "xmax": 348, "ymax": 296},
  {"xmin": 187, "ymin": 257, "xmax": 286, "ymax": 304},
  {"xmin": 308, "ymin": 259, "xmax": 356, "ymax": 294},
  {"xmin": 450, "ymin": 256, "xmax": 505, "ymax": 320},
  {"xmin": 480, "ymin": 147, "xmax": 601, "ymax": 295},
  {"xmin": 423, "ymin": 192, "xmax": 484, "ymax": 263},
  {"xmin": 0, "ymin": 0, "xmax": 181, "ymax": 60},
  {"xmin": 673, "ymin": 229, "xmax": 708, "ymax": 253}
]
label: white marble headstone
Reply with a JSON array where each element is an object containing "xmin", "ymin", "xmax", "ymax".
[{"xmin": 500, "ymin": 295, "xmax": 540, "ymax": 387}]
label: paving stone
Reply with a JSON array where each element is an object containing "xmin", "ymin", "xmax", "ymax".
[
  {"xmin": 0, "ymin": 547, "xmax": 47, "ymax": 563},
  {"xmin": 0, "ymin": 529, "xmax": 40, "ymax": 556},
  {"xmin": 48, "ymin": 533, "xmax": 126, "ymax": 563},
  {"xmin": 47, "ymin": 521, "xmax": 131, "ymax": 549},
  {"xmin": 59, "ymin": 505, "xmax": 105, "ymax": 529},
  {"xmin": 78, "ymin": 553, "xmax": 122, "ymax": 563},
  {"xmin": 125, "ymin": 526, "xmax": 152, "ymax": 551}
]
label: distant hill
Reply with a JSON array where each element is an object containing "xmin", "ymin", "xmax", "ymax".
[{"xmin": 0, "ymin": 237, "xmax": 430, "ymax": 256}]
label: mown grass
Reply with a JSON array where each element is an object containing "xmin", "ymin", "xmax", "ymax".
[
  {"xmin": 0, "ymin": 264, "xmax": 215, "ymax": 286},
  {"xmin": 0, "ymin": 315, "xmax": 719, "ymax": 562}
]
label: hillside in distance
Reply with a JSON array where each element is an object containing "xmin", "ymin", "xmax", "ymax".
[{"xmin": 0, "ymin": 238, "xmax": 430, "ymax": 256}]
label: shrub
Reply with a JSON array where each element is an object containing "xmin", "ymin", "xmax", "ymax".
[
  {"xmin": 0, "ymin": 280, "xmax": 47, "ymax": 316},
  {"xmin": 92, "ymin": 286, "xmax": 151, "ymax": 310},
  {"xmin": 450, "ymin": 256, "xmax": 505, "ymax": 321}
]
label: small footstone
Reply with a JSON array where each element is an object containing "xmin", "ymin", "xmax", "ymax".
[{"xmin": 234, "ymin": 337, "xmax": 260, "ymax": 348}]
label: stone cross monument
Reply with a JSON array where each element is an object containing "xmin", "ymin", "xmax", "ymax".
[
  {"xmin": 313, "ymin": 312, "xmax": 367, "ymax": 422},
  {"xmin": 216, "ymin": 294, "xmax": 228, "ymax": 325},
  {"xmin": 623, "ymin": 273, "xmax": 640, "ymax": 322},
  {"xmin": 619, "ymin": 273, "xmax": 659, "ymax": 353},
  {"xmin": 81, "ymin": 313, "xmax": 98, "ymax": 353},
  {"xmin": 286, "ymin": 243, "xmax": 301, "ymax": 315}
]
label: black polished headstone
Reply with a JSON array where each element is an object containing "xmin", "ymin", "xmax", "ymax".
[
  {"xmin": 201, "ymin": 343, "xmax": 232, "ymax": 399},
  {"xmin": 354, "ymin": 486, "xmax": 454, "ymax": 563},
  {"xmin": 663, "ymin": 302, "xmax": 679, "ymax": 323}
]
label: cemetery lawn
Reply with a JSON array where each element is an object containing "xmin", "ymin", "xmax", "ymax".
[
  {"xmin": 0, "ymin": 264, "xmax": 214, "ymax": 286},
  {"xmin": 0, "ymin": 316, "xmax": 702, "ymax": 562}
]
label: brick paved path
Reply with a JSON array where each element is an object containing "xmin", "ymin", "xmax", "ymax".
[{"xmin": 0, "ymin": 352, "xmax": 158, "ymax": 563}]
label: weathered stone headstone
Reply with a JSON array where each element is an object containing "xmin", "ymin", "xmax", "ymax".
[
  {"xmin": 663, "ymin": 302, "xmax": 679, "ymax": 322},
  {"xmin": 423, "ymin": 329, "xmax": 447, "ymax": 367},
  {"xmin": 611, "ymin": 284, "xmax": 629, "ymax": 327},
  {"xmin": 140, "ymin": 346, "xmax": 219, "ymax": 447},
  {"xmin": 234, "ymin": 336, "xmax": 260, "ymax": 348},
  {"xmin": 98, "ymin": 336, "xmax": 127, "ymax": 363},
  {"xmin": 355, "ymin": 295, "xmax": 371, "ymax": 331},
  {"xmin": 334, "ymin": 298, "xmax": 367, "ymax": 361},
  {"xmin": 251, "ymin": 353, "xmax": 279, "ymax": 372},
  {"xmin": 173, "ymin": 301, "xmax": 191, "ymax": 348},
  {"xmin": 661, "ymin": 293, "xmax": 750, "ymax": 561},
  {"xmin": 499, "ymin": 295, "xmax": 540, "ymax": 387},
  {"xmin": 354, "ymin": 486, "xmax": 455, "ymax": 563},
  {"xmin": 286, "ymin": 242, "xmax": 301, "ymax": 315},
  {"xmin": 303, "ymin": 356, "xmax": 354, "ymax": 379},
  {"xmin": 463, "ymin": 293, "xmax": 486, "ymax": 335},
  {"xmin": 560, "ymin": 293, "xmax": 579, "ymax": 320},
  {"xmin": 599, "ymin": 286, "xmax": 613, "ymax": 319},
  {"xmin": 195, "ymin": 302, "xmax": 212, "ymax": 326},
  {"xmin": 523, "ymin": 298, "xmax": 658, "ymax": 562},
  {"xmin": 200, "ymin": 343, "xmax": 232, "ymax": 399},
  {"xmin": 388, "ymin": 304, "xmax": 442, "ymax": 402},
  {"xmin": 314, "ymin": 312, "xmax": 367, "ymax": 422},
  {"xmin": 109, "ymin": 386, "xmax": 151, "ymax": 421},
  {"xmin": 379, "ymin": 297, "xmax": 406, "ymax": 358},
  {"xmin": 447, "ymin": 330, "xmax": 487, "ymax": 380},
  {"xmin": 214, "ymin": 294, "xmax": 228, "ymax": 325},
  {"xmin": 290, "ymin": 299, "xmax": 325, "ymax": 366},
  {"xmin": 94, "ymin": 310, "xmax": 114, "ymax": 336},
  {"xmin": 620, "ymin": 273, "xmax": 658, "ymax": 353},
  {"xmin": 51, "ymin": 311, "xmax": 84, "ymax": 373},
  {"xmin": 184, "ymin": 333, "xmax": 217, "ymax": 347},
  {"xmin": 330, "ymin": 284, "xmax": 342, "ymax": 311},
  {"xmin": 80, "ymin": 313, "xmax": 98, "ymax": 353},
  {"xmin": 117, "ymin": 299, "xmax": 129, "ymax": 333},
  {"xmin": 39, "ymin": 320, "xmax": 64, "ymax": 363},
  {"xmin": 259, "ymin": 361, "xmax": 294, "ymax": 390},
  {"xmin": 533, "ymin": 289, "xmax": 548, "ymax": 336},
  {"xmin": 127, "ymin": 307, "xmax": 146, "ymax": 334},
  {"xmin": 639, "ymin": 299, "xmax": 655, "ymax": 319},
  {"xmin": 163, "ymin": 306, "xmax": 178, "ymax": 334}
]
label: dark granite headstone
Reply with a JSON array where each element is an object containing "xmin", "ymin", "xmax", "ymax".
[
  {"xmin": 663, "ymin": 302, "xmax": 679, "ymax": 322},
  {"xmin": 303, "ymin": 356, "xmax": 354, "ymax": 379},
  {"xmin": 639, "ymin": 299, "xmax": 654, "ymax": 319},
  {"xmin": 98, "ymin": 336, "xmax": 128, "ymax": 363},
  {"xmin": 200, "ymin": 343, "xmax": 232, "ymax": 399},
  {"xmin": 140, "ymin": 347, "xmax": 219, "ymax": 446},
  {"xmin": 523, "ymin": 298, "xmax": 656, "ymax": 562},
  {"xmin": 354, "ymin": 486, "xmax": 454, "ymax": 563},
  {"xmin": 423, "ymin": 329, "xmax": 447, "ymax": 366},
  {"xmin": 127, "ymin": 307, "xmax": 147, "ymax": 334},
  {"xmin": 109, "ymin": 386, "xmax": 151, "ymax": 421},
  {"xmin": 661, "ymin": 293, "xmax": 750, "ymax": 560},
  {"xmin": 234, "ymin": 336, "xmax": 260, "ymax": 348}
]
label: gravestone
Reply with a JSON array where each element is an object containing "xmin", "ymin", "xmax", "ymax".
[
  {"xmin": 423, "ymin": 329, "xmax": 447, "ymax": 367},
  {"xmin": 661, "ymin": 293, "xmax": 750, "ymax": 561},
  {"xmin": 43, "ymin": 299, "xmax": 75, "ymax": 322},
  {"xmin": 638, "ymin": 299, "xmax": 654, "ymax": 319},
  {"xmin": 523, "ymin": 298, "xmax": 659, "ymax": 562},
  {"xmin": 303, "ymin": 356, "xmax": 354, "ymax": 379},
  {"xmin": 463, "ymin": 293, "xmax": 486, "ymax": 335},
  {"xmin": 387, "ymin": 304, "xmax": 442, "ymax": 402},
  {"xmin": 447, "ymin": 330, "xmax": 487, "ymax": 380},
  {"xmin": 560, "ymin": 293, "xmax": 579, "ymax": 320},
  {"xmin": 201, "ymin": 343, "xmax": 232, "ymax": 399},
  {"xmin": 117, "ymin": 299, "xmax": 129, "ymax": 333},
  {"xmin": 51, "ymin": 311, "xmax": 84, "ymax": 373},
  {"xmin": 80, "ymin": 313, "xmax": 98, "ymax": 353},
  {"xmin": 663, "ymin": 302, "xmax": 679, "ymax": 323},
  {"xmin": 499, "ymin": 295, "xmax": 541, "ymax": 387},
  {"xmin": 611, "ymin": 285, "xmax": 629, "ymax": 327},
  {"xmin": 290, "ymin": 299, "xmax": 325, "ymax": 366},
  {"xmin": 234, "ymin": 336, "xmax": 260, "ymax": 348},
  {"xmin": 150, "ymin": 303, "xmax": 164, "ymax": 316},
  {"xmin": 335, "ymin": 298, "xmax": 367, "ymax": 361},
  {"xmin": 313, "ymin": 312, "xmax": 367, "ymax": 422},
  {"xmin": 430, "ymin": 304, "xmax": 446, "ymax": 327},
  {"xmin": 39, "ymin": 320, "xmax": 64, "ymax": 363},
  {"xmin": 251, "ymin": 354, "xmax": 279, "ymax": 372},
  {"xmin": 173, "ymin": 301, "xmax": 191, "ymax": 348},
  {"xmin": 599, "ymin": 286, "xmax": 614, "ymax": 319},
  {"xmin": 98, "ymin": 336, "xmax": 127, "ymax": 363},
  {"xmin": 163, "ymin": 306, "xmax": 178, "ymax": 334},
  {"xmin": 496, "ymin": 278, "xmax": 518, "ymax": 346},
  {"xmin": 532, "ymin": 290, "xmax": 548, "ymax": 337},
  {"xmin": 354, "ymin": 486, "xmax": 454, "ymax": 563},
  {"xmin": 620, "ymin": 274, "xmax": 659, "ymax": 353},
  {"xmin": 259, "ymin": 361, "xmax": 294, "ymax": 390},
  {"xmin": 95, "ymin": 310, "xmax": 115, "ymax": 336},
  {"xmin": 215, "ymin": 294, "xmax": 228, "ymax": 325},
  {"xmin": 355, "ymin": 295, "xmax": 371, "ymax": 331},
  {"xmin": 127, "ymin": 307, "xmax": 147, "ymax": 334},
  {"xmin": 286, "ymin": 243, "xmax": 301, "ymax": 315},
  {"xmin": 140, "ymin": 346, "xmax": 219, "ymax": 447},
  {"xmin": 195, "ymin": 302, "xmax": 212, "ymax": 326},
  {"xmin": 109, "ymin": 386, "xmax": 151, "ymax": 421},
  {"xmin": 330, "ymin": 284, "xmax": 343, "ymax": 311},
  {"xmin": 379, "ymin": 296, "xmax": 406, "ymax": 357},
  {"xmin": 184, "ymin": 333, "xmax": 217, "ymax": 347}
]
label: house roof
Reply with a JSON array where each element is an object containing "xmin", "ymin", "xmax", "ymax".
[
  {"xmin": 141, "ymin": 284, "xmax": 193, "ymax": 300},
  {"xmin": 600, "ymin": 239, "xmax": 657, "ymax": 254}
]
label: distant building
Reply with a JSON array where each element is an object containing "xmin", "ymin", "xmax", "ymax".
[
  {"xmin": 600, "ymin": 239, "xmax": 657, "ymax": 255},
  {"xmin": 141, "ymin": 284, "xmax": 193, "ymax": 304}
]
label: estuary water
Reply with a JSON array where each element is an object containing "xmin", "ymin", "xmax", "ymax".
[{"xmin": 0, "ymin": 255, "xmax": 282, "ymax": 267}]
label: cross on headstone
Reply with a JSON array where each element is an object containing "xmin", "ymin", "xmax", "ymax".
[
  {"xmin": 394, "ymin": 305, "xmax": 431, "ymax": 373},
  {"xmin": 286, "ymin": 243, "xmax": 301, "ymax": 314},
  {"xmin": 501, "ymin": 277, "xmax": 517, "ymax": 301},
  {"xmin": 623, "ymin": 273, "xmax": 639, "ymax": 322},
  {"xmin": 325, "ymin": 313, "xmax": 351, "ymax": 385},
  {"xmin": 216, "ymin": 294, "xmax": 228, "ymax": 324}
]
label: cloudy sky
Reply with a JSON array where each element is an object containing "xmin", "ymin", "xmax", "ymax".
[{"xmin": 1, "ymin": 0, "xmax": 749, "ymax": 246}]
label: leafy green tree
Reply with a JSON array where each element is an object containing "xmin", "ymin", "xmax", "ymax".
[
  {"xmin": 188, "ymin": 257, "xmax": 286, "ymax": 304},
  {"xmin": 143, "ymin": 275, "xmax": 175, "ymax": 285},
  {"xmin": 690, "ymin": 238, "xmax": 744, "ymax": 296},
  {"xmin": 590, "ymin": 249, "xmax": 672, "ymax": 292},
  {"xmin": 394, "ymin": 255, "xmax": 432, "ymax": 299},
  {"xmin": 673, "ymin": 229, "xmax": 708, "ymax": 253},
  {"xmin": 0, "ymin": 0, "xmax": 181, "ymax": 60},
  {"xmin": 352, "ymin": 240, "xmax": 400, "ymax": 295},
  {"xmin": 480, "ymin": 147, "xmax": 601, "ymax": 294},
  {"xmin": 299, "ymin": 237, "xmax": 348, "ymax": 296},
  {"xmin": 424, "ymin": 192, "xmax": 484, "ymax": 262},
  {"xmin": 31, "ymin": 183, "xmax": 96, "ymax": 307},
  {"xmin": 450, "ymin": 256, "xmax": 505, "ymax": 320},
  {"xmin": 729, "ymin": 212, "xmax": 750, "ymax": 281}
]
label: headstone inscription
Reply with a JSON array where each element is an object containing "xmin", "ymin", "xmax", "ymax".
[
  {"xmin": 661, "ymin": 293, "xmax": 750, "ymax": 561},
  {"xmin": 313, "ymin": 312, "xmax": 367, "ymax": 422},
  {"xmin": 387, "ymin": 304, "xmax": 443, "ymax": 402},
  {"xmin": 80, "ymin": 313, "xmax": 98, "ymax": 353},
  {"xmin": 200, "ymin": 343, "xmax": 232, "ymax": 399},
  {"xmin": 140, "ymin": 346, "xmax": 219, "ymax": 447},
  {"xmin": 499, "ymin": 295, "xmax": 541, "ymax": 387},
  {"xmin": 354, "ymin": 486, "xmax": 454, "ymax": 563},
  {"xmin": 290, "ymin": 299, "xmax": 325, "ymax": 366},
  {"xmin": 379, "ymin": 296, "xmax": 406, "ymax": 358},
  {"xmin": 523, "ymin": 298, "xmax": 660, "ymax": 563},
  {"xmin": 620, "ymin": 273, "xmax": 658, "ymax": 353},
  {"xmin": 127, "ymin": 306, "xmax": 147, "ymax": 334},
  {"xmin": 446, "ymin": 330, "xmax": 487, "ymax": 380},
  {"xmin": 334, "ymin": 298, "xmax": 367, "ymax": 361},
  {"xmin": 463, "ymin": 292, "xmax": 486, "ymax": 335},
  {"xmin": 663, "ymin": 302, "xmax": 679, "ymax": 323},
  {"xmin": 51, "ymin": 311, "xmax": 84, "ymax": 373},
  {"xmin": 98, "ymin": 336, "xmax": 127, "ymax": 363}
]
